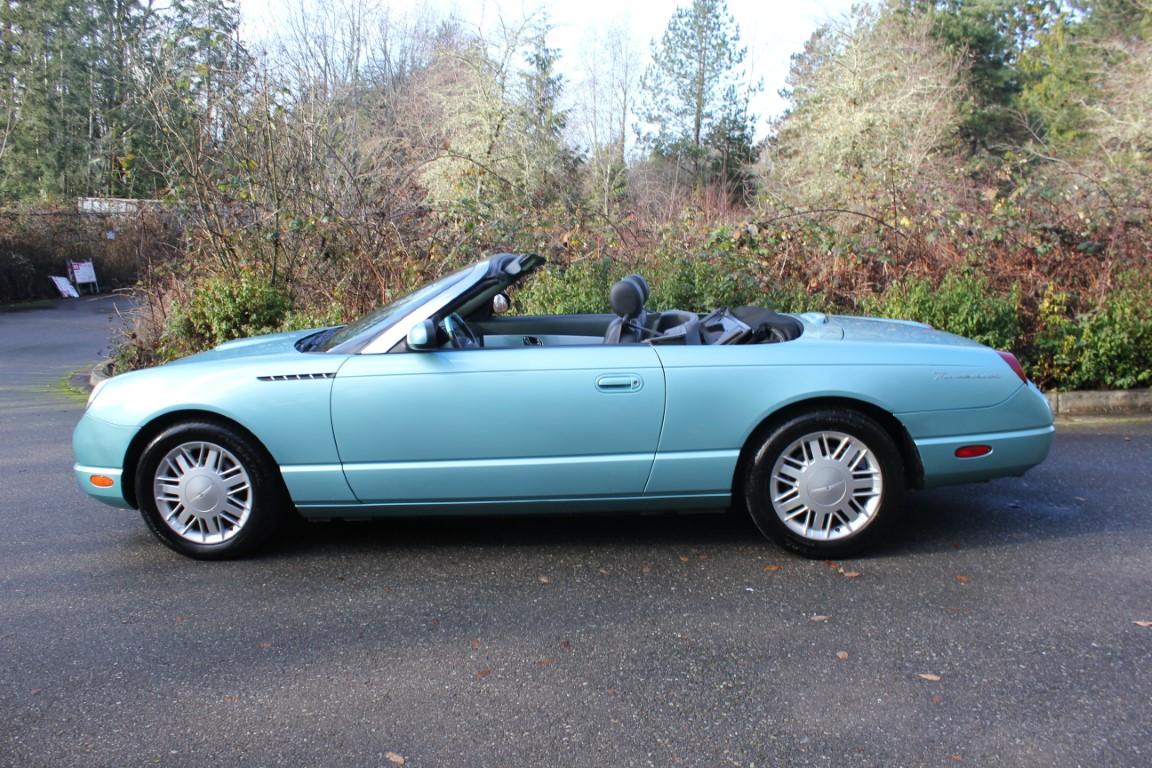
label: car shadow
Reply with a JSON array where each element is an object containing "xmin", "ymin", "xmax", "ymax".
[
  {"xmin": 271, "ymin": 472, "xmax": 1130, "ymax": 561},
  {"xmin": 276, "ymin": 508, "xmax": 761, "ymax": 558}
]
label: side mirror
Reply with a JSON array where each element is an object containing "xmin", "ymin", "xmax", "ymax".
[
  {"xmin": 406, "ymin": 319, "xmax": 439, "ymax": 351},
  {"xmin": 492, "ymin": 292, "xmax": 511, "ymax": 315}
]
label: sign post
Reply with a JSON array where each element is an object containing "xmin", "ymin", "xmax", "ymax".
[{"xmin": 68, "ymin": 260, "xmax": 99, "ymax": 293}]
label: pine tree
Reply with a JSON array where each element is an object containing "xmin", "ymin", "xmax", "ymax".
[{"xmin": 636, "ymin": 0, "xmax": 759, "ymax": 195}]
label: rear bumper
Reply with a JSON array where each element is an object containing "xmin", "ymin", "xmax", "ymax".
[{"xmin": 914, "ymin": 425, "xmax": 1054, "ymax": 487}]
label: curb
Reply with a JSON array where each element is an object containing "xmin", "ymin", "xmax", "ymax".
[
  {"xmin": 87, "ymin": 361, "xmax": 1151, "ymax": 419},
  {"xmin": 90, "ymin": 360, "xmax": 114, "ymax": 389},
  {"xmin": 1044, "ymin": 389, "xmax": 1152, "ymax": 418}
]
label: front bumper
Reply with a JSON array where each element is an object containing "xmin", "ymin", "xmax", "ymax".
[
  {"xmin": 73, "ymin": 411, "xmax": 138, "ymax": 509},
  {"xmin": 73, "ymin": 465, "xmax": 133, "ymax": 508}
]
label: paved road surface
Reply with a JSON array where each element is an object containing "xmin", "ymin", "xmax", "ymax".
[{"xmin": 2, "ymin": 298, "xmax": 1149, "ymax": 767}]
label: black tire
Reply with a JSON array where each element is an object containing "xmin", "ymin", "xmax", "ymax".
[
  {"xmin": 744, "ymin": 409, "xmax": 905, "ymax": 558},
  {"xmin": 135, "ymin": 421, "xmax": 288, "ymax": 560}
]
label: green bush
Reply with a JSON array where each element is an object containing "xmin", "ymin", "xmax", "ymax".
[
  {"xmin": 1076, "ymin": 279, "xmax": 1152, "ymax": 389},
  {"xmin": 515, "ymin": 248, "xmax": 766, "ymax": 317},
  {"xmin": 1032, "ymin": 275, "xmax": 1152, "ymax": 390},
  {"xmin": 643, "ymin": 250, "xmax": 761, "ymax": 311},
  {"xmin": 862, "ymin": 272, "xmax": 1020, "ymax": 350},
  {"xmin": 1030, "ymin": 285, "xmax": 1081, "ymax": 388},
  {"xmin": 165, "ymin": 272, "xmax": 291, "ymax": 355},
  {"xmin": 515, "ymin": 258, "xmax": 618, "ymax": 315}
]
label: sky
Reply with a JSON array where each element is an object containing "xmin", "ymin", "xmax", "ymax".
[{"xmin": 237, "ymin": 0, "xmax": 863, "ymax": 130}]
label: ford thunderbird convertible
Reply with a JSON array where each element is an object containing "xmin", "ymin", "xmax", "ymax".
[{"xmin": 75, "ymin": 253, "xmax": 1054, "ymax": 559}]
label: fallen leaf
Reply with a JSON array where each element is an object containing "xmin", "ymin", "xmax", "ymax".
[
  {"xmin": 559, "ymin": 640, "xmax": 573, "ymax": 652},
  {"xmin": 917, "ymin": 673, "xmax": 942, "ymax": 682},
  {"xmin": 1134, "ymin": 620, "xmax": 1152, "ymax": 628},
  {"xmin": 538, "ymin": 576, "xmax": 551, "ymax": 584},
  {"xmin": 476, "ymin": 668, "xmax": 492, "ymax": 679},
  {"xmin": 764, "ymin": 564, "xmax": 784, "ymax": 573},
  {"xmin": 470, "ymin": 638, "xmax": 481, "ymax": 649},
  {"xmin": 835, "ymin": 651, "xmax": 849, "ymax": 660},
  {"xmin": 678, "ymin": 555, "xmax": 691, "ymax": 563},
  {"xmin": 257, "ymin": 642, "xmax": 272, "ymax": 650},
  {"xmin": 641, "ymin": 564, "xmax": 652, "ymax": 574},
  {"xmin": 175, "ymin": 615, "xmax": 191, "ymax": 622},
  {"xmin": 931, "ymin": 694, "xmax": 943, "ymax": 704},
  {"xmin": 222, "ymin": 695, "xmax": 239, "ymax": 703},
  {"xmin": 606, "ymin": 687, "xmax": 619, "ymax": 696},
  {"xmin": 841, "ymin": 571, "xmax": 862, "ymax": 579},
  {"xmin": 385, "ymin": 752, "xmax": 406, "ymax": 766},
  {"xmin": 954, "ymin": 575, "xmax": 970, "ymax": 584},
  {"xmin": 536, "ymin": 657, "xmax": 556, "ymax": 668},
  {"xmin": 823, "ymin": 560, "xmax": 840, "ymax": 570},
  {"xmin": 810, "ymin": 615, "xmax": 830, "ymax": 623},
  {"xmin": 697, "ymin": 554, "xmax": 709, "ymax": 561},
  {"xmin": 597, "ymin": 568, "xmax": 610, "ymax": 576},
  {"xmin": 30, "ymin": 688, "xmax": 42, "ymax": 695}
]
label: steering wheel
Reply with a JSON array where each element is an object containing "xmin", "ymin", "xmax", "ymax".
[{"xmin": 442, "ymin": 312, "xmax": 479, "ymax": 349}]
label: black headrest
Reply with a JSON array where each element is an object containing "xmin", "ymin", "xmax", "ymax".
[{"xmin": 610, "ymin": 274, "xmax": 649, "ymax": 318}]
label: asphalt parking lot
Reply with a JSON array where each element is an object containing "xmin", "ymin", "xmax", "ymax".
[{"xmin": 1, "ymin": 297, "xmax": 1149, "ymax": 767}]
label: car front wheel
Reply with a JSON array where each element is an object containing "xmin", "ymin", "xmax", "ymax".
[
  {"xmin": 744, "ymin": 409, "xmax": 905, "ymax": 558},
  {"xmin": 135, "ymin": 421, "xmax": 287, "ymax": 559}
]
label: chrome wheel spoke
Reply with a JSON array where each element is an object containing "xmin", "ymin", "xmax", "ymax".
[
  {"xmin": 153, "ymin": 440, "xmax": 253, "ymax": 545},
  {"xmin": 769, "ymin": 430, "xmax": 884, "ymax": 542}
]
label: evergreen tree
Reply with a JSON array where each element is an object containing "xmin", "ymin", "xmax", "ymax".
[
  {"xmin": 636, "ymin": 0, "xmax": 759, "ymax": 195},
  {"xmin": 898, "ymin": 0, "xmax": 1056, "ymax": 153},
  {"xmin": 0, "ymin": 0, "xmax": 94, "ymax": 199}
]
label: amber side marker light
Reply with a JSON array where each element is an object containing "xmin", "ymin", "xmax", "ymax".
[
  {"xmin": 955, "ymin": 445, "xmax": 993, "ymax": 459},
  {"xmin": 89, "ymin": 475, "xmax": 115, "ymax": 488}
]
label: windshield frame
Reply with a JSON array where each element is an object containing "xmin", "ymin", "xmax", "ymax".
[{"xmin": 320, "ymin": 262, "xmax": 484, "ymax": 354}]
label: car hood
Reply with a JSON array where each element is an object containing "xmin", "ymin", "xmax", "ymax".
[{"xmin": 168, "ymin": 329, "xmax": 324, "ymax": 365}]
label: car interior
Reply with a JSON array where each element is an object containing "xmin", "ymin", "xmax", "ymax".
[{"xmin": 458, "ymin": 273, "xmax": 804, "ymax": 350}]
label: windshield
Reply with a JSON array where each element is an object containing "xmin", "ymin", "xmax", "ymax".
[{"xmin": 315, "ymin": 264, "xmax": 475, "ymax": 353}]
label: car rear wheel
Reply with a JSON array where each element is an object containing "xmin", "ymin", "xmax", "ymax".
[
  {"xmin": 744, "ymin": 409, "xmax": 904, "ymax": 558},
  {"xmin": 135, "ymin": 421, "xmax": 287, "ymax": 559}
]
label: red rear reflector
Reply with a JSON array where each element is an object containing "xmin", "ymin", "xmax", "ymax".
[
  {"xmin": 89, "ymin": 475, "xmax": 115, "ymax": 488},
  {"xmin": 955, "ymin": 445, "xmax": 993, "ymax": 459},
  {"xmin": 997, "ymin": 351, "xmax": 1028, "ymax": 383}
]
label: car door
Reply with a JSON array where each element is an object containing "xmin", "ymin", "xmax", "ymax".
[{"xmin": 330, "ymin": 344, "xmax": 666, "ymax": 504}]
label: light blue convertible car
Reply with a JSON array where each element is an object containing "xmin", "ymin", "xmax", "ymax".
[{"xmin": 75, "ymin": 253, "xmax": 1054, "ymax": 559}]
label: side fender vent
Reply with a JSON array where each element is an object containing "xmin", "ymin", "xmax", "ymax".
[{"xmin": 257, "ymin": 372, "xmax": 336, "ymax": 382}]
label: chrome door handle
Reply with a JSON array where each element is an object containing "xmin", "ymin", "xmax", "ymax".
[{"xmin": 596, "ymin": 374, "xmax": 642, "ymax": 392}]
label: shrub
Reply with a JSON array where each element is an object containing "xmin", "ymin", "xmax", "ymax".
[
  {"xmin": 1075, "ymin": 277, "xmax": 1152, "ymax": 390},
  {"xmin": 1030, "ymin": 285, "xmax": 1081, "ymax": 388},
  {"xmin": 862, "ymin": 271, "xmax": 1020, "ymax": 350},
  {"xmin": 514, "ymin": 258, "xmax": 618, "ymax": 315},
  {"xmin": 164, "ymin": 272, "xmax": 291, "ymax": 356},
  {"xmin": 643, "ymin": 249, "xmax": 761, "ymax": 312}
]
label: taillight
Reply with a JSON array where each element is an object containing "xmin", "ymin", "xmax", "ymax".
[{"xmin": 998, "ymin": 351, "xmax": 1028, "ymax": 383}]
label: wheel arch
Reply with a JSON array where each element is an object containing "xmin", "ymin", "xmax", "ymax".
[
  {"xmin": 121, "ymin": 409, "xmax": 284, "ymax": 509},
  {"xmin": 731, "ymin": 397, "xmax": 924, "ymax": 504}
]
